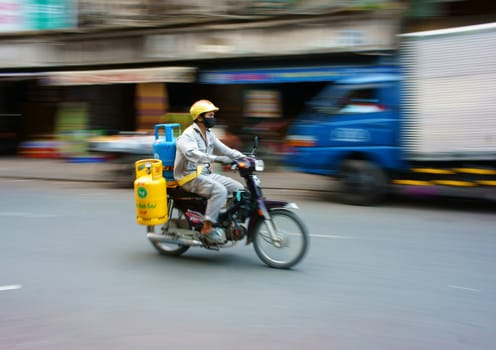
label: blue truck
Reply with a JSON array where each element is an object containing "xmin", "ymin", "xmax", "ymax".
[{"xmin": 286, "ymin": 23, "xmax": 496, "ymax": 204}]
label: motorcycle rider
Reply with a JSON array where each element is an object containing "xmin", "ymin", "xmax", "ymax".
[{"xmin": 174, "ymin": 99, "xmax": 244, "ymax": 244}]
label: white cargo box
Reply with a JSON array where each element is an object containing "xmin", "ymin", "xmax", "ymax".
[{"xmin": 399, "ymin": 23, "xmax": 496, "ymax": 161}]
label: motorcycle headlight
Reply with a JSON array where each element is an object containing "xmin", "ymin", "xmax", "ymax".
[{"xmin": 255, "ymin": 159, "xmax": 264, "ymax": 172}]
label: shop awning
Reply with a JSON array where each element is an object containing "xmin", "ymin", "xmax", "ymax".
[
  {"xmin": 40, "ymin": 66, "xmax": 197, "ymax": 86},
  {"xmin": 199, "ymin": 65, "xmax": 398, "ymax": 84}
]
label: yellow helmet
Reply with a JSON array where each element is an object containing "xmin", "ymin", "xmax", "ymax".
[{"xmin": 190, "ymin": 99, "xmax": 219, "ymax": 120}]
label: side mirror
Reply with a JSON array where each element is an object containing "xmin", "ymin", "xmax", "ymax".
[{"xmin": 250, "ymin": 136, "xmax": 259, "ymax": 156}]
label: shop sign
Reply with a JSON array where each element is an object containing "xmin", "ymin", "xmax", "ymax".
[
  {"xmin": 42, "ymin": 67, "xmax": 196, "ymax": 86},
  {"xmin": 200, "ymin": 66, "xmax": 398, "ymax": 84},
  {"xmin": 0, "ymin": 0, "xmax": 76, "ymax": 32}
]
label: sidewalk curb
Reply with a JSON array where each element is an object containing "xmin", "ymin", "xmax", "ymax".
[{"xmin": 0, "ymin": 157, "xmax": 333, "ymax": 192}]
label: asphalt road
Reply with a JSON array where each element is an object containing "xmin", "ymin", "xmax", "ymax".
[{"xmin": 1, "ymin": 179, "xmax": 495, "ymax": 350}]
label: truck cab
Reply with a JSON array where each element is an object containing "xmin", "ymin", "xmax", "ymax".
[
  {"xmin": 286, "ymin": 72, "xmax": 403, "ymax": 204},
  {"xmin": 287, "ymin": 25, "xmax": 496, "ymax": 204}
]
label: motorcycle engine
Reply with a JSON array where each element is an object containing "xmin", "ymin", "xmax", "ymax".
[{"xmin": 225, "ymin": 223, "xmax": 247, "ymax": 241}]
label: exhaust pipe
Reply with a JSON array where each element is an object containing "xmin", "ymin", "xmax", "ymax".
[{"xmin": 146, "ymin": 233, "xmax": 203, "ymax": 247}]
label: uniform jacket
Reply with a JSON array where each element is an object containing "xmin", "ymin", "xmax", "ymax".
[{"xmin": 174, "ymin": 123, "xmax": 243, "ymax": 183}]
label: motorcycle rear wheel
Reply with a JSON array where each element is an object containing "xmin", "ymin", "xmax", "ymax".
[
  {"xmin": 149, "ymin": 208, "xmax": 190, "ymax": 256},
  {"xmin": 253, "ymin": 209, "xmax": 309, "ymax": 269}
]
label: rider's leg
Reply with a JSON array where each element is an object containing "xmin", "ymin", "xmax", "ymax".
[
  {"xmin": 201, "ymin": 181, "xmax": 227, "ymax": 233},
  {"xmin": 181, "ymin": 175, "xmax": 228, "ymax": 234},
  {"xmin": 209, "ymin": 173, "xmax": 244, "ymax": 193}
]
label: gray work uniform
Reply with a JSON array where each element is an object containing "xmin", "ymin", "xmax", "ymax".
[{"xmin": 174, "ymin": 123, "xmax": 244, "ymax": 224}]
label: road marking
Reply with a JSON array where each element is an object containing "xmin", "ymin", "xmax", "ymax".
[
  {"xmin": 0, "ymin": 284, "xmax": 22, "ymax": 292},
  {"xmin": 448, "ymin": 285, "xmax": 480, "ymax": 292},
  {"xmin": 310, "ymin": 234, "xmax": 353, "ymax": 239},
  {"xmin": 0, "ymin": 211, "xmax": 57, "ymax": 218}
]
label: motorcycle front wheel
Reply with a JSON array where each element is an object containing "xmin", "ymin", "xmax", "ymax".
[
  {"xmin": 149, "ymin": 208, "xmax": 190, "ymax": 256},
  {"xmin": 253, "ymin": 209, "xmax": 309, "ymax": 269}
]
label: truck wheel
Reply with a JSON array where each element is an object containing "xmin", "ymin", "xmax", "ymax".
[{"xmin": 337, "ymin": 160, "xmax": 387, "ymax": 205}]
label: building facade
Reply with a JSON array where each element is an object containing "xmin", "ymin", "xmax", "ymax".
[{"xmin": 0, "ymin": 0, "xmax": 493, "ymax": 157}]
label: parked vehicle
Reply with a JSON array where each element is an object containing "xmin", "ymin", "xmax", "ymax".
[
  {"xmin": 286, "ymin": 23, "xmax": 496, "ymax": 204},
  {"xmin": 134, "ymin": 137, "xmax": 309, "ymax": 269}
]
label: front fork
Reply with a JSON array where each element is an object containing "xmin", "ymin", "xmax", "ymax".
[
  {"xmin": 247, "ymin": 198, "xmax": 295, "ymax": 245},
  {"xmin": 257, "ymin": 199, "xmax": 283, "ymax": 247}
]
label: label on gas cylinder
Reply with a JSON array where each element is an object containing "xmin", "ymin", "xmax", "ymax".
[
  {"xmin": 137, "ymin": 187, "xmax": 147, "ymax": 198},
  {"xmin": 137, "ymin": 203, "xmax": 157, "ymax": 209}
]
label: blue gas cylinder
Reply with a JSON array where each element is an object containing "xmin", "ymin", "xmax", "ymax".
[{"xmin": 153, "ymin": 123, "xmax": 181, "ymax": 181}]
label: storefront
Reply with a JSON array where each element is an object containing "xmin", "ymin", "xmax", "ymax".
[
  {"xmin": 0, "ymin": 66, "xmax": 196, "ymax": 158},
  {"xmin": 0, "ymin": 8, "xmax": 402, "ymax": 157}
]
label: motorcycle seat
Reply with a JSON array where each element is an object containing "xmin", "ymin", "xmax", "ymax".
[{"xmin": 166, "ymin": 180, "xmax": 233, "ymax": 201}]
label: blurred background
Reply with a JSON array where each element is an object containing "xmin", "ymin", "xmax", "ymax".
[
  {"xmin": 1, "ymin": 4, "xmax": 496, "ymax": 349},
  {"xmin": 0, "ymin": 0, "xmax": 494, "ymax": 168}
]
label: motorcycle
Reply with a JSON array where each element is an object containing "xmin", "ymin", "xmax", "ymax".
[{"xmin": 143, "ymin": 138, "xmax": 309, "ymax": 269}]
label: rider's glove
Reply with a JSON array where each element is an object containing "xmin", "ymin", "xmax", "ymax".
[{"xmin": 214, "ymin": 156, "xmax": 233, "ymax": 165}]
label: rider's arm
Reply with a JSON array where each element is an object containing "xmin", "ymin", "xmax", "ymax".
[{"xmin": 212, "ymin": 136, "xmax": 244, "ymax": 159}]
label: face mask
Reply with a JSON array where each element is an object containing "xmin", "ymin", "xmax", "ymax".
[{"xmin": 203, "ymin": 117, "xmax": 216, "ymax": 129}]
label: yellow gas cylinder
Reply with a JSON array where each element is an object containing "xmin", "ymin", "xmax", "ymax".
[{"xmin": 134, "ymin": 159, "xmax": 168, "ymax": 226}]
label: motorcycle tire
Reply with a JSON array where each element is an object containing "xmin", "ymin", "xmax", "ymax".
[
  {"xmin": 253, "ymin": 209, "xmax": 309, "ymax": 269},
  {"xmin": 149, "ymin": 208, "xmax": 190, "ymax": 256}
]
